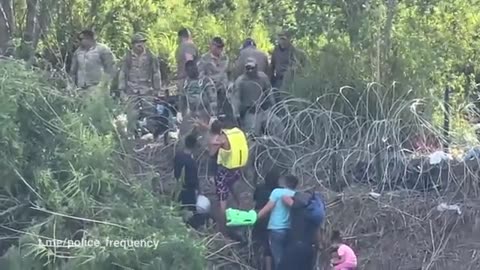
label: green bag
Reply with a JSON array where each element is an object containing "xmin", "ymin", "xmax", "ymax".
[{"xmin": 226, "ymin": 208, "xmax": 257, "ymax": 227}]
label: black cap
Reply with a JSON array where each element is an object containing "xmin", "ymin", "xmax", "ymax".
[{"xmin": 242, "ymin": 37, "xmax": 256, "ymax": 48}]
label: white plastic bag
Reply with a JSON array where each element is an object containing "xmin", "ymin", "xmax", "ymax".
[
  {"xmin": 428, "ymin": 151, "xmax": 452, "ymax": 165},
  {"xmin": 196, "ymin": 195, "xmax": 211, "ymax": 214}
]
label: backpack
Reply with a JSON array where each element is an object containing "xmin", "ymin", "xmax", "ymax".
[{"xmin": 304, "ymin": 192, "xmax": 326, "ymax": 226}]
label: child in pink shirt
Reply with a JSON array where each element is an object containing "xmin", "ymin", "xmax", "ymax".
[{"xmin": 330, "ymin": 230, "xmax": 357, "ymax": 270}]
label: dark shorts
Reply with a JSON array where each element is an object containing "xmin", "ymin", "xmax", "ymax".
[{"xmin": 214, "ymin": 165, "xmax": 241, "ymax": 201}]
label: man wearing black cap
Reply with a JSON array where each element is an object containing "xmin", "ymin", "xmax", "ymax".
[
  {"xmin": 118, "ymin": 33, "xmax": 162, "ymax": 98},
  {"xmin": 198, "ymin": 37, "xmax": 230, "ymax": 117},
  {"xmin": 233, "ymin": 37, "xmax": 270, "ymax": 79},
  {"xmin": 231, "ymin": 57, "xmax": 275, "ymax": 136}
]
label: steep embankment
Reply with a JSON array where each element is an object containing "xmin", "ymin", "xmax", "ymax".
[{"xmin": 0, "ymin": 59, "xmax": 205, "ymax": 270}]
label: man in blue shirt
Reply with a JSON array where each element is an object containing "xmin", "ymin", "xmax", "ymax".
[{"xmin": 257, "ymin": 174, "xmax": 298, "ymax": 269}]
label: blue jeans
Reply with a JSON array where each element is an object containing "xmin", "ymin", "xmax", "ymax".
[
  {"xmin": 269, "ymin": 229, "xmax": 288, "ymax": 269},
  {"xmin": 279, "ymin": 241, "xmax": 316, "ymax": 270}
]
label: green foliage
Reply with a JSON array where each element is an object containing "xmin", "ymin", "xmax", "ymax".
[
  {"xmin": 0, "ymin": 59, "xmax": 205, "ymax": 269},
  {"xmin": 26, "ymin": 0, "xmax": 274, "ymax": 70}
]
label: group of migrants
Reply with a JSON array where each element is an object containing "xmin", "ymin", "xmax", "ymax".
[
  {"xmin": 69, "ymin": 28, "xmax": 358, "ymax": 270},
  {"xmin": 174, "ymin": 120, "xmax": 357, "ymax": 270}
]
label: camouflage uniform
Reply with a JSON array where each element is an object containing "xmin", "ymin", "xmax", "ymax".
[
  {"xmin": 233, "ymin": 46, "xmax": 269, "ymax": 79},
  {"xmin": 197, "ymin": 52, "xmax": 229, "ymax": 116},
  {"xmin": 231, "ymin": 58, "xmax": 275, "ymax": 135},
  {"xmin": 178, "ymin": 76, "xmax": 217, "ymax": 138},
  {"xmin": 70, "ymin": 42, "xmax": 115, "ymax": 93},
  {"xmin": 271, "ymin": 45, "xmax": 307, "ymax": 90},
  {"xmin": 118, "ymin": 34, "xmax": 162, "ymax": 97},
  {"xmin": 184, "ymin": 76, "xmax": 217, "ymax": 118}
]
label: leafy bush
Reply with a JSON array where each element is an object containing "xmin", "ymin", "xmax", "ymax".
[{"xmin": 0, "ymin": 59, "xmax": 205, "ymax": 269}]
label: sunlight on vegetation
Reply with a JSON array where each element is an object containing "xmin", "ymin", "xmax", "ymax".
[{"xmin": 2, "ymin": 0, "xmax": 480, "ymax": 269}]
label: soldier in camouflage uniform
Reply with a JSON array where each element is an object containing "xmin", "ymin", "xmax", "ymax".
[
  {"xmin": 184, "ymin": 60, "xmax": 217, "ymax": 119},
  {"xmin": 233, "ymin": 38, "xmax": 270, "ymax": 80},
  {"xmin": 270, "ymin": 30, "xmax": 307, "ymax": 93},
  {"xmin": 70, "ymin": 30, "xmax": 115, "ymax": 96},
  {"xmin": 231, "ymin": 57, "xmax": 275, "ymax": 136},
  {"xmin": 118, "ymin": 33, "xmax": 162, "ymax": 98},
  {"xmin": 180, "ymin": 60, "xmax": 217, "ymax": 137},
  {"xmin": 197, "ymin": 37, "xmax": 230, "ymax": 118}
]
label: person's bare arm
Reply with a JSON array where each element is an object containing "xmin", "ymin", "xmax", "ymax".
[
  {"xmin": 331, "ymin": 256, "xmax": 343, "ymax": 265},
  {"xmin": 282, "ymin": 195, "xmax": 294, "ymax": 207},
  {"xmin": 257, "ymin": 200, "xmax": 275, "ymax": 219},
  {"xmin": 192, "ymin": 116, "xmax": 210, "ymax": 130},
  {"xmin": 208, "ymin": 137, "xmax": 222, "ymax": 156},
  {"xmin": 331, "ymin": 245, "xmax": 345, "ymax": 265}
]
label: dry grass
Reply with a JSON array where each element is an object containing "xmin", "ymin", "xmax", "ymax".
[{"xmin": 132, "ymin": 82, "xmax": 480, "ymax": 270}]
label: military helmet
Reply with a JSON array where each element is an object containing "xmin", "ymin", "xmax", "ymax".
[{"xmin": 131, "ymin": 33, "xmax": 147, "ymax": 43}]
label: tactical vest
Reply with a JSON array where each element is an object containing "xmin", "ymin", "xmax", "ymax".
[
  {"xmin": 125, "ymin": 49, "xmax": 156, "ymax": 82},
  {"xmin": 217, "ymin": 128, "xmax": 249, "ymax": 169},
  {"xmin": 184, "ymin": 79, "xmax": 202, "ymax": 96}
]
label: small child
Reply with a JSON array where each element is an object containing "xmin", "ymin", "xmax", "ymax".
[{"xmin": 330, "ymin": 230, "xmax": 357, "ymax": 270}]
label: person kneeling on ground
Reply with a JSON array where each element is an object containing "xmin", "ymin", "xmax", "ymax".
[
  {"xmin": 329, "ymin": 230, "xmax": 357, "ymax": 270},
  {"xmin": 257, "ymin": 175, "xmax": 298, "ymax": 269},
  {"xmin": 174, "ymin": 134, "xmax": 208, "ymax": 229},
  {"xmin": 253, "ymin": 169, "xmax": 280, "ymax": 270}
]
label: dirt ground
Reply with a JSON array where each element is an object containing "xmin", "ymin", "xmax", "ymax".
[{"xmin": 131, "ymin": 133, "xmax": 480, "ymax": 270}]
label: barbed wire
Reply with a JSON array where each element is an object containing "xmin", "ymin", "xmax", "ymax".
[{"xmin": 128, "ymin": 78, "xmax": 480, "ymax": 269}]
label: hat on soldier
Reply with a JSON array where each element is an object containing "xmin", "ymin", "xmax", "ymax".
[
  {"xmin": 245, "ymin": 57, "xmax": 257, "ymax": 68},
  {"xmin": 241, "ymin": 38, "xmax": 256, "ymax": 49},
  {"xmin": 131, "ymin": 33, "xmax": 147, "ymax": 43}
]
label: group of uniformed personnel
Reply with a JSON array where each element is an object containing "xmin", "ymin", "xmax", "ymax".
[{"xmin": 69, "ymin": 28, "xmax": 307, "ymax": 136}]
